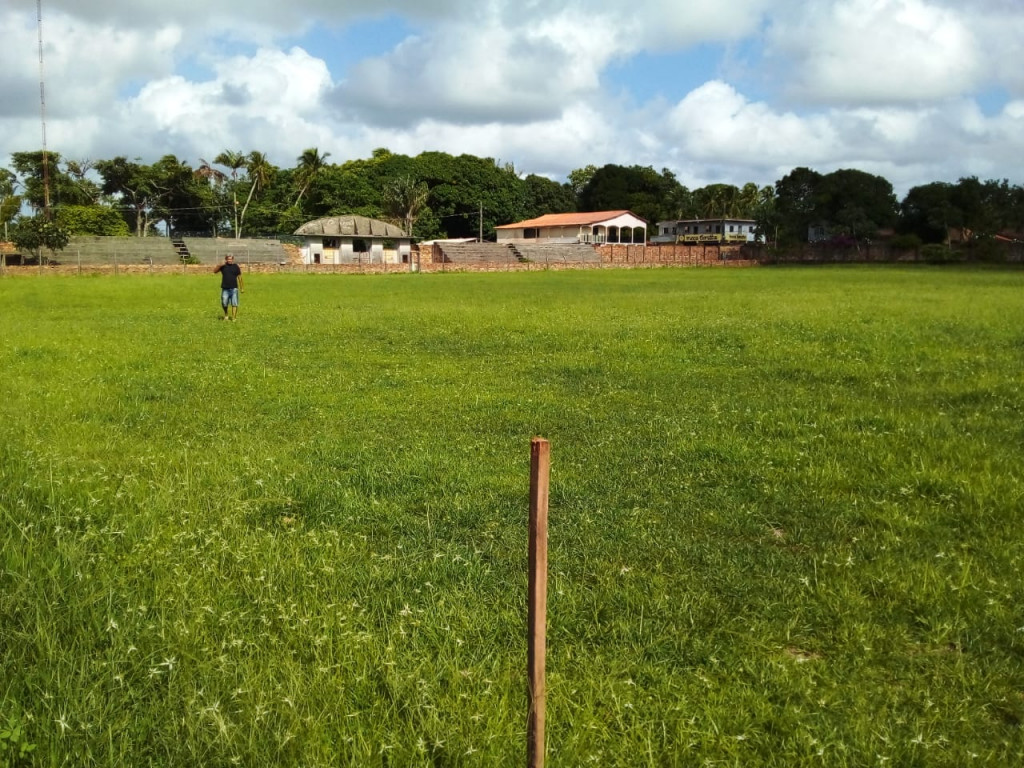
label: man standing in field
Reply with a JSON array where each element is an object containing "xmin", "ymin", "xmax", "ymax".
[{"xmin": 214, "ymin": 254, "xmax": 244, "ymax": 321}]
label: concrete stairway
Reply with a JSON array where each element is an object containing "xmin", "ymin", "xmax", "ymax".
[
  {"xmin": 437, "ymin": 242, "xmax": 521, "ymax": 264},
  {"xmin": 171, "ymin": 238, "xmax": 191, "ymax": 261},
  {"xmin": 509, "ymin": 243, "xmax": 603, "ymax": 263}
]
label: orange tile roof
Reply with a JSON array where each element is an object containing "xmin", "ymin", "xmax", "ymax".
[{"xmin": 495, "ymin": 210, "xmax": 644, "ymax": 229}]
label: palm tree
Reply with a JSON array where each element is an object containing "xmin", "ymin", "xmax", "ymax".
[
  {"xmin": 383, "ymin": 175, "xmax": 430, "ymax": 237},
  {"xmin": 237, "ymin": 151, "xmax": 272, "ymax": 239},
  {"xmin": 293, "ymin": 147, "xmax": 330, "ymax": 208},
  {"xmin": 752, "ymin": 185, "xmax": 777, "ymax": 243},
  {"xmin": 214, "ymin": 151, "xmax": 247, "ymax": 235},
  {"xmin": 195, "ymin": 158, "xmax": 227, "ymax": 186},
  {"xmin": 737, "ymin": 182, "xmax": 761, "ymax": 218},
  {"xmin": 0, "ymin": 169, "xmax": 20, "ymax": 240},
  {"xmin": 194, "ymin": 159, "xmax": 228, "ymax": 236},
  {"xmin": 214, "ymin": 150, "xmax": 246, "ymax": 181}
]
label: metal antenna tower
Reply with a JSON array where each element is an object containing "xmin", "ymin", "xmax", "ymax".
[{"xmin": 37, "ymin": 0, "xmax": 51, "ymax": 219}]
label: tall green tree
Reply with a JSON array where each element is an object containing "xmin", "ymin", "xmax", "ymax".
[
  {"xmin": 693, "ymin": 183, "xmax": 742, "ymax": 218},
  {"xmin": 817, "ymin": 169, "xmax": 898, "ymax": 242},
  {"xmin": 900, "ymin": 182, "xmax": 959, "ymax": 244},
  {"xmin": 214, "ymin": 150, "xmax": 247, "ymax": 234},
  {"xmin": 0, "ymin": 168, "xmax": 20, "ymax": 240},
  {"xmin": 10, "ymin": 151, "xmax": 98, "ymax": 212},
  {"xmin": 11, "ymin": 215, "xmax": 71, "ymax": 261},
  {"xmin": 413, "ymin": 153, "xmax": 524, "ymax": 239},
  {"xmin": 55, "ymin": 205, "xmax": 131, "ymax": 236},
  {"xmin": 238, "ymin": 152, "xmax": 274, "ymax": 239},
  {"xmin": 521, "ymin": 174, "xmax": 575, "ymax": 220},
  {"xmin": 214, "ymin": 150, "xmax": 246, "ymax": 182},
  {"xmin": 293, "ymin": 147, "xmax": 331, "ymax": 209},
  {"xmin": 95, "ymin": 157, "xmax": 162, "ymax": 236},
  {"xmin": 382, "ymin": 175, "xmax": 430, "ymax": 237},
  {"xmin": 62, "ymin": 159, "xmax": 102, "ymax": 205},
  {"xmin": 194, "ymin": 159, "xmax": 229, "ymax": 236},
  {"xmin": 951, "ymin": 176, "xmax": 1021, "ymax": 238},
  {"xmin": 750, "ymin": 185, "xmax": 778, "ymax": 243},
  {"xmin": 663, "ymin": 182, "xmax": 695, "ymax": 220},
  {"xmin": 578, "ymin": 164, "xmax": 683, "ymax": 224},
  {"xmin": 95, "ymin": 155, "xmax": 206, "ymax": 237},
  {"xmin": 774, "ymin": 167, "xmax": 825, "ymax": 243},
  {"xmin": 567, "ymin": 165, "xmax": 598, "ymax": 198},
  {"xmin": 149, "ymin": 155, "xmax": 212, "ymax": 236}
]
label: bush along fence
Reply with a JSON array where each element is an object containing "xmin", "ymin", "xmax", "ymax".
[{"xmin": 748, "ymin": 239, "xmax": 1024, "ymax": 264}]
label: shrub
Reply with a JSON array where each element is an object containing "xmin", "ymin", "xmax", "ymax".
[
  {"xmin": 920, "ymin": 243, "xmax": 954, "ymax": 263},
  {"xmin": 55, "ymin": 205, "xmax": 131, "ymax": 236},
  {"xmin": 889, "ymin": 233, "xmax": 922, "ymax": 252}
]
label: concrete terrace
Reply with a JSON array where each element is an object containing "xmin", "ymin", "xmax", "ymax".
[
  {"xmin": 434, "ymin": 241, "xmax": 603, "ymax": 265},
  {"xmin": 50, "ymin": 237, "xmax": 289, "ymax": 266}
]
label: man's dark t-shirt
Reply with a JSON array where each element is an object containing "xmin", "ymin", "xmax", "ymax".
[{"xmin": 219, "ymin": 263, "xmax": 242, "ymax": 289}]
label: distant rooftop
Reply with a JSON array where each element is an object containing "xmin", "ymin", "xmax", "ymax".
[
  {"xmin": 294, "ymin": 215, "xmax": 409, "ymax": 239},
  {"xmin": 496, "ymin": 210, "xmax": 644, "ymax": 229}
]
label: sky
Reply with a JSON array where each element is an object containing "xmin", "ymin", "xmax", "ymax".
[{"xmin": 2, "ymin": 0, "xmax": 1024, "ymax": 198}]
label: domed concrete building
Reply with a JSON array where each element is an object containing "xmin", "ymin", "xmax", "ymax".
[{"xmin": 294, "ymin": 215, "xmax": 413, "ymax": 265}]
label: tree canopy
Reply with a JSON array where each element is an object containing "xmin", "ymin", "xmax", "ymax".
[{"xmin": 4, "ymin": 147, "xmax": 1024, "ymax": 246}]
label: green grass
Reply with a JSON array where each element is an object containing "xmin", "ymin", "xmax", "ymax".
[{"xmin": 1, "ymin": 266, "xmax": 1023, "ymax": 766}]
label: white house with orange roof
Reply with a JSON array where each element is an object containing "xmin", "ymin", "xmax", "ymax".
[{"xmin": 495, "ymin": 210, "xmax": 647, "ymax": 245}]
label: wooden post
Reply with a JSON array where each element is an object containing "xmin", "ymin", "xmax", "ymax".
[{"xmin": 528, "ymin": 437, "xmax": 550, "ymax": 768}]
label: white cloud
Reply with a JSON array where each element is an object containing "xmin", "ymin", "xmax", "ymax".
[
  {"xmin": 1, "ymin": 0, "xmax": 1024, "ymax": 202},
  {"xmin": 768, "ymin": 0, "xmax": 982, "ymax": 105},
  {"xmin": 109, "ymin": 47, "xmax": 336, "ymax": 164},
  {"xmin": 0, "ymin": 9, "xmax": 180, "ymax": 118},
  {"xmin": 331, "ymin": 0, "xmax": 777, "ymax": 127},
  {"xmin": 333, "ymin": 20, "xmax": 609, "ymax": 126},
  {"xmin": 666, "ymin": 81, "xmax": 839, "ymax": 166}
]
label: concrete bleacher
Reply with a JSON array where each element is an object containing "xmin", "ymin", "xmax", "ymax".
[
  {"xmin": 437, "ymin": 242, "xmax": 521, "ymax": 264},
  {"xmin": 509, "ymin": 243, "xmax": 603, "ymax": 264},
  {"xmin": 55, "ymin": 236, "xmax": 288, "ymax": 266},
  {"xmin": 182, "ymin": 237, "xmax": 288, "ymax": 265},
  {"xmin": 62, "ymin": 236, "xmax": 180, "ymax": 265}
]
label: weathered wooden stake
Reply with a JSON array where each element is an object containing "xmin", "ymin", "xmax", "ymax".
[{"xmin": 528, "ymin": 437, "xmax": 550, "ymax": 768}]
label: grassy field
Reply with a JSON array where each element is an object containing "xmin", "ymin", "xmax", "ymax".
[{"xmin": 1, "ymin": 266, "xmax": 1023, "ymax": 766}]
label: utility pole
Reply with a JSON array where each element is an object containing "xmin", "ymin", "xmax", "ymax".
[
  {"xmin": 479, "ymin": 202, "xmax": 483, "ymax": 242},
  {"xmin": 37, "ymin": 0, "xmax": 51, "ymax": 220}
]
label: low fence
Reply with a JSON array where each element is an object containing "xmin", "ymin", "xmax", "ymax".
[
  {"xmin": 12, "ymin": 240, "xmax": 1020, "ymax": 277},
  {"xmin": 1, "ymin": 243, "xmax": 759, "ymax": 277}
]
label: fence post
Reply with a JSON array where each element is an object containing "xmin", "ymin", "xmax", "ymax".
[{"xmin": 528, "ymin": 437, "xmax": 550, "ymax": 768}]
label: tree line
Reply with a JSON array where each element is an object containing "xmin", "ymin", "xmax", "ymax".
[{"xmin": 3, "ymin": 148, "xmax": 1024, "ymax": 256}]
